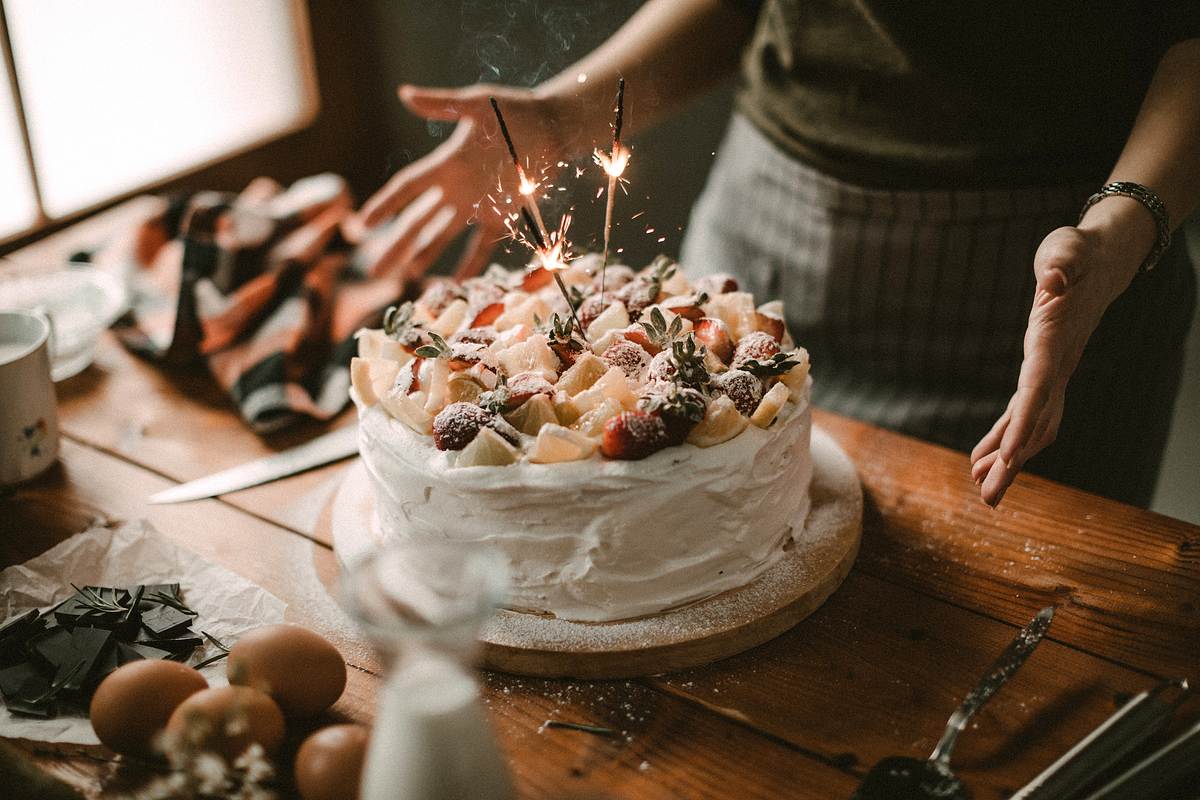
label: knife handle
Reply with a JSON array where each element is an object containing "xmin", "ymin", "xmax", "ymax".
[
  {"xmin": 1012, "ymin": 678, "xmax": 1189, "ymax": 800},
  {"xmin": 1082, "ymin": 715, "xmax": 1200, "ymax": 800}
]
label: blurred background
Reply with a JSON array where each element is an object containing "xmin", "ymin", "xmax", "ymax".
[{"xmin": 0, "ymin": 0, "xmax": 1194, "ymax": 522}]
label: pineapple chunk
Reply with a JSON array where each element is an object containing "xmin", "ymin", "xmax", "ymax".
[
  {"xmin": 553, "ymin": 392, "xmax": 582, "ymax": 426},
  {"xmin": 750, "ymin": 382, "xmax": 789, "ymax": 428},
  {"xmin": 528, "ymin": 424, "xmax": 597, "ymax": 463},
  {"xmin": 571, "ymin": 366, "xmax": 636, "ymax": 414},
  {"xmin": 506, "ymin": 394, "xmax": 558, "ymax": 436},
  {"xmin": 777, "ymin": 348, "xmax": 811, "ymax": 402},
  {"xmin": 687, "ymin": 395, "xmax": 749, "ymax": 447},
  {"xmin": 585, "ymin": 300, "xmax": 630, "ymax": 341},
  {"xmin": 381, "ymin": 388, "xmax": 434, "ymax": 435},
  {"xmin": 703, "ymin": 291, "xmax": 755, "ymax": 336},
  {"xmin": 661, "ymin": 269, "xmax": 692, "ymax": 296},
  {"xmin": 350, "ymin": 357, "xmax": 401, "ymax": 406},
  {"xmin": 572, "ymin": 397, "xmax": 623, "ymax": 438},
  {"xmin": 421, "ymin": 357, "xmax": 451, "ymax": 414},
  {"xmin": 496, "ymin": 333, "xmax": 559, "ymax": 382},
  {"xmin": 495, "ymin": 294, "xmax": 551, "ymax": 331},
  {"xmin": 446, "ymin": 371, "xmax": 485, "ymax": 405},
  {"xmin": 555, "ymin": 352, "xmax": 608, "ymax": 396},
  {"xmin": 456, "ymin": 427, "xmax": 518, "ymax": 467},
  {"xmin": 429, "ymin": 298, "xmax": 469, "ymax": 337},
  {"xmin": 355, "ymin": 328, "xmax": 411, "ymax": 362}
]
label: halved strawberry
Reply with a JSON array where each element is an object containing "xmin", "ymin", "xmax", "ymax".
[
  {"xmin": 394, "ymin": 358, "xmax": 423, "ymax": 394},
  {"xmin": 521, "ymin": 266, "xmax": 554, "ymax": 291},
  {"xmin": 695, "ymin": 273, "xmax": 739, "ymax": 295},
  {"xmin": 751, "ymin": 311, "xmax": 785, "ymax": 342},
  {"xmin": 433, "ymin": 402, "xmax": 518, "ymax": 450},
  {"xmin": 600, "ymin": 410, "xmax": 669, "ymax": 460},
  {"xmin": 661, "ymin": 294, "xmax": 706, "ymax": 322},
  {"xmin": 620, "ymin": 326, "xmax": 659, "ymax": 355},
  {"xmin": 470, "ymin": 302, "xmax": 505, "ymax": 328},
  {"xmin": 693, "ymin": 317, "xmax": 734, "ymax": 363},
  {"xmin": 616, "ymin": 278, "xmax": 660, "ymax": 318},
  {"xmin": 447, "ymin": 342, "xmax": 489, "ymax": 371},
  {"xmin": 417, "ymin": 281, "xmax": 466, "ymax": 318},
  {"xmin": 450, "ymin": 327, "xmax": 498, "ymax": 347},
  {"xmin": 504, "ymin": 372, "xmax": 556, "ymax": 410}
]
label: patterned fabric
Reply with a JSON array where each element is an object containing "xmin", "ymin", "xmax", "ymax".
[
  {"xmin": 90, "ymin": 175, "xmax": 407, "ymax": 433},
  {"xmin": 682, "ymin": 115, "xmax": 1196, "ymax": 506}
]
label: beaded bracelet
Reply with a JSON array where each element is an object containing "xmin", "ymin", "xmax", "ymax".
[{"xmin": 1079, "ymin": 181, "xmax": 1172, "ymax": 273}]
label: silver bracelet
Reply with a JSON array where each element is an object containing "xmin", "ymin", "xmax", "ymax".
[{"xmin": 1079, "ymin": 181, "xmax": 1171, "ymax": 273}]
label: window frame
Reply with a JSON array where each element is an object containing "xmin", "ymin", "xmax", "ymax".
[{"xmin": 0, "ymin": 0, "xmax": 320, "ymax": 247}]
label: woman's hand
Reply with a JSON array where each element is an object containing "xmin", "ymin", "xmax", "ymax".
[
  {"xmin": 970, "ymin": 198, "xmax": 1155, "ymax": 506},
  {"xmin": 348, "ymin": 84, "xmax": 566, "ymax": 281}
]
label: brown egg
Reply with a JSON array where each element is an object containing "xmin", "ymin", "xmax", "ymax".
[
  {"xmin": 227, "ymin": 624, "xmax": 346, "ymax": 717},
  {"xmin": 165, "ymin": 685, "xmax": 285, "ymax": 760},
  {"xmin": 90, "ymin": 660, "xmax": 208, "ymax": 757},
  {"xmin": 295, "ymin": 724, "xmax": 370, "ymax": 800}
]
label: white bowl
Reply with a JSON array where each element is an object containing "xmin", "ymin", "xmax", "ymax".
[{"xmin": 0, "ymin": 264, "xmax": 129, "ymax": 381}]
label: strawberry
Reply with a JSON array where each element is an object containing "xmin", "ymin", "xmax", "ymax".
[
  {"xmin": 601, "ymin": 410, "xmax": 670, "ymax": 460},
  {"xmin": 601, "ymin": 339, "xmax": 651, "ymax": 381},
  {"xmin": 638, "ymin": 385, "xmax": 706, "ymax": 445},
  {"xmin": 432, "ymin": 403, "xmax": 493, "ymax": 451},
  {"xmin": 620, "ymin": 326, "xmax": 658, "ymax": 355},
  {"xmin": 542, "ymin": 313, "xmax": 587, "ymax": 368},
  {"xmin": 470, "ymin": 301, "xmax": 504, "ymax": 328},
  {"xmin": 577, "ymin": 294, "xmax": 609, "ymax": 330},
  {"xmin": 521, "ymin": 266, "xmax": 554, "ymax": 291},
  {"xmin": 751, "ymin": 311, "xmax": 785, "ymax": 342},
  {"xmin": 646, "ymin": 350, "xmax": 677, "ymax": 383},
  {"xmin": 616, "ymin": 278, "xmax": 660, "ymax": 318},
  {"xmin": 393, "ymin": 358, "xmax": 423, "ymax": 394},
  {"xmin": 504, "ymin": 372, "xmax": 555, "ymax": 409},
  {"xmin": 433, "ymin": 402, "xmax": 518, "ymax": 450},
  {"xmin": 381, "ymin": 302, "xmax": 431, "ymax": 354},
  {"xmin": 661, "ymin": 292, "xmax": 709, "ymax": 322},
  {"xmin": 732, "ymin": 331, "xmax": 781, "ymax": 367},
  {"xmin": 450, "ymin": 327, "xmax": 498, "ymax": 347},
  {"xmin": 693, "ymin": 317, "xmax": 734, "ymax": 363},
  {"xmin": 709, "ymin": 369, "xmax": 764, "ymax": 417},
  {"xmin": 695, "ymin": 273, "xmax": 739, "ymax": 295},
  {"xmin": 447, "ymin": 342, "xmax": 489, "ymax": 371},
  {"xmin": 416, "ymin": 280, "xmax": 466, "ymax": 318}
]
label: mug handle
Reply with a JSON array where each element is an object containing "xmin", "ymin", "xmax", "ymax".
[{"xmin": 31, "ymin": 304, "xmax": 55, "ymax": 358}]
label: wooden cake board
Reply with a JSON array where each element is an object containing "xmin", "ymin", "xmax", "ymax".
[{"xmin": 319, "ymin": 427, "xmax": 862, "ymax": 679}]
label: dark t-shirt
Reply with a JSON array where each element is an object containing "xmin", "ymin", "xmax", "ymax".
[{"xmin": 734, "ymin": 1, "xmax": 1200, "ymax": 188}]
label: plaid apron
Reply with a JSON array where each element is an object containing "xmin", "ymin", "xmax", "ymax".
[{"xmin": 682, "ymin": 115, "xmax": 1195, "ymax": 506}]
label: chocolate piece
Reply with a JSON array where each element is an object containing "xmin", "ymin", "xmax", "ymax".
[
  {"xmin": 0, "ymin": 610, "xmax": 44, "ymax": 666},
  {"xmin": 0, "ymin": 662, "xmax": 55, "ymax": 717},
  {"xmin": 53, "ymin": 586, "xmax": 131, "ymax": 629},
  {"xmin": 134, "ymin": 630, "xmax": 202, "ymax": 655},
  {"xmin": 28, "ymin": 626, "xmax": 75, "ymax": 671},
  {"xmin": 121, "ymin": 642, "xmax": 173, "ymax": 662},
  {"xmin": 140, "ymin": 604, "xmax": 194, "ymax": 638},
  {"xmin": 54, "ymin": 628, "xmax": 112, "ymax": 692}
]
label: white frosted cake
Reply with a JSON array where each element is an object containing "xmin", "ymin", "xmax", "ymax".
[{"xmin": 350, "ymin": 255, "xmax": 813, "ymax": 622}]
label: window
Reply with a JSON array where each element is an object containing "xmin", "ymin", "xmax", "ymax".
[{"xmin": 0, "ymin": 0, "xmax": 317, "ymax": 242}]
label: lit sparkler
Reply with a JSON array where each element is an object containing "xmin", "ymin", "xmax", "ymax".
[
  {"xmin": 519, "ymin": 207, "xmax": 588, "ymax": 341},
  {"xmin": 596, "ymin": 78, "xmax": 627, "ymax": 303},
  {"xmin": 490, "ymin": 97, "xmax": 549, "ymax": 241}
]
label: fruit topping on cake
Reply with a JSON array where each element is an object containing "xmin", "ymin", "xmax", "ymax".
[{"xmin": 351, "ymin": 257, "xmax": 810, "ymax": 466}]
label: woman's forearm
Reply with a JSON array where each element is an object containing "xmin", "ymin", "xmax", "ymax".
[
  {"xmin": 1079, "ymin": 38, "xmax": 1200, "ymax": 274},
  {"xmin": 535, "ymin": 0, "xmax": 756, "ymax": 155}
]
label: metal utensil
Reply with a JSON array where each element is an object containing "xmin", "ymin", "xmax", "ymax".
[
  {"xmin": 851, "ymin": 606, "xmax": 1056, "ymax": 800},
  {"xmin": 1012, "ymin": 678, "xmax": 1189, "ymax": 800},
  {"xmin": 148, "ymin": 424, "xmax": 358, "ymax": 504},
  {"xmin": 1081, "ymin": 716, "xmax": 1200, "ymax": 800}
]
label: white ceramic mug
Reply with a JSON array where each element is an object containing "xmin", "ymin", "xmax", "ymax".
[{"xmin": 0, "ymin": 310, "xmax": 60, "ymax": 485}]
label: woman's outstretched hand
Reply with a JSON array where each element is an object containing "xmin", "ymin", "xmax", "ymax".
[
  {"xmin": 970, "ymin": 200, "xmax": 1154, "ymax": 506},
  {"xmin": 348, "ymin": 84, "xmax": 564, "ymax": 281}
]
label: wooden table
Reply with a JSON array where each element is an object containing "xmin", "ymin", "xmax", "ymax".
[{"xmin": 4, "ymin": 211, "xmax": 1200, "ymax": 799}]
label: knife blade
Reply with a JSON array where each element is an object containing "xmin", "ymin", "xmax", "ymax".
[{"xmin": 148, "ymin": 424, "xmax": 359, "ymax": 504}]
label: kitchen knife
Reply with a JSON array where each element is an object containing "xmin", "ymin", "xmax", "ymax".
[{"xmin": 148, "ymin": 424, "xmax": 359, "ymax": 504}]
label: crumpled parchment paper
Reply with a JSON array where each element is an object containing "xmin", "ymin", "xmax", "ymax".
[{"xmin": 0, "ymin": 519, "xmax": 286, "ymax": 744}]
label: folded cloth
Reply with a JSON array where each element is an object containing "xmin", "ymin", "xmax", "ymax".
[{"xmin": 87, "ymin": 174, "xmax": 408, "ymax": 433}]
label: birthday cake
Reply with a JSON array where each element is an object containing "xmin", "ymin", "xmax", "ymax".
[{"xmin": 350, "ymin": 255, "xmax": 813, "ymax": 622}]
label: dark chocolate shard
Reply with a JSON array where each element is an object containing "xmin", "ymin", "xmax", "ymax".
[
  {"xmin": 123, "ymin": 642, "xmax": 173, "ymax": 661},
  {"xmin": 0, "ymin": 610, "xmax": 45, "ymax": 666},
  {"xmin": 54, "ymin": 628, "xmax": 112, "ymax": 692},
  {"xmin": 140, "ymin": 604, "xmax": 194, "ymax": 638},
  {"xmin": 0, "ymin": 662, "xmax": 47, "ymax": 700},
  {"xmin": 28, "ymin": 627, "xmax": 75, "ymax": 671},
  {"xmin": 134, "ymin": 630, "xmax": 202, "ymax": 655}
]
